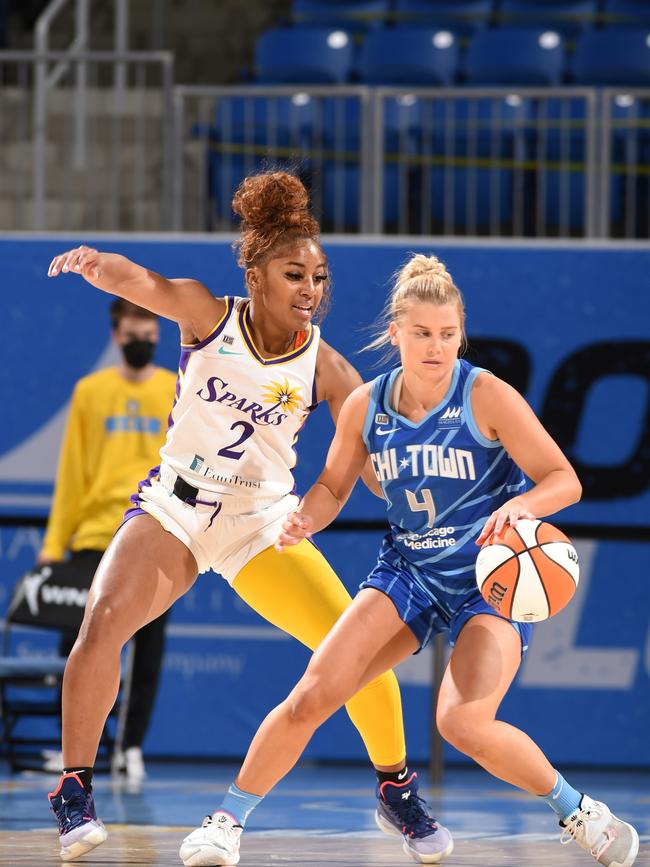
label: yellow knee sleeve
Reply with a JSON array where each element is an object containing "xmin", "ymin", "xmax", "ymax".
[{"xmin": 233, "ymin": 541, "xmax": 406, "ymax": 767}]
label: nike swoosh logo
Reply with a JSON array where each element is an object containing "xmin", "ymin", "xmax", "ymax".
[
  {"xmin": 218, "ymin": 347, "xmax": 242, "ymax": 356},
  {"xmin": 376, "ymin": 427, "xmax": 399, "ymax": 436},
  {"xmin": 397, "ymin": 769, "xmax": 408, "ymax": 780}
]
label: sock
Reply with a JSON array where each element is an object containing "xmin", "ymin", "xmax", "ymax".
[
  {"xmin": 376, "ymin": 763, "xmax": 410, "ymax": 787},
  {"xmin": 219, "ymin": 782, "xmax": 263, "ymax": 827},
  {"xmin": 63, "ymin": 767, "xmax": 94, "ymax": 791},
  {"xmin": 540, "ymin": 771, "xmax": 582, "ymax": 822}
]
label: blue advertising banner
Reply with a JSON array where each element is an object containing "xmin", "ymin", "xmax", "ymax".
[
  {"xmin": 0, "ymin": 237, "xmax": 648, "ymax": 767},
  {"xmin": 1, "ymin": 237, "xmax": 648, "ymax": 526},
  {"xmin": 1, "ymin": 526, "xmax": 648, "ymax": 766}
]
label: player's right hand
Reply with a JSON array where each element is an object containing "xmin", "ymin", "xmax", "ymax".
[
  {"xmin": 275, "ymin": 511, "xmax": 313, "ymax": 552},
  {"xmin": 48, "ymin": 245, "xmax": 101, "ymax": 282}
]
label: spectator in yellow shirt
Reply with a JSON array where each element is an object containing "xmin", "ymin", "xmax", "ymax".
[{"xmin": 38, "ymin": 298, "xmax": 176, "ymax": 782}]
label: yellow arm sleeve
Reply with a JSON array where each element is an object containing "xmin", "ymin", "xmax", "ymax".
[{"xmin": 41, "ymin": 384, "xmax": 87, "ymax": 560}]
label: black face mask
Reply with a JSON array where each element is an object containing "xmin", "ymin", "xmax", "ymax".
[{"xmin": 121, "ymin": 339, "xmax": 156, "ymax": 369}]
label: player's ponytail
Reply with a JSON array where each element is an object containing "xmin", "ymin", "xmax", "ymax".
[{"xmin": 363, "ymin": 252, "xmax": 466, "ymax": 357}]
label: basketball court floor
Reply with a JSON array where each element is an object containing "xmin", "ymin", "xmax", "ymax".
[{"xmin": 1, "ymin": 761, "xmax": 648, "ymax": 865}]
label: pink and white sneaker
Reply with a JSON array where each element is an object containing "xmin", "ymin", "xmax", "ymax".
[
  {"xmin": 561, "ymin": 794, "xmax": 639, "ymax": 867},
  {"xmin": 48, "ymin": 772, "xmax": 107, "ymax": 861}
]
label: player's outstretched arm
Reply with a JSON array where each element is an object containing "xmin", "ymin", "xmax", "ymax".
[
  {"xmin": 473, "ymin": 373, "xmax": 582, "ymax": 544},
  {"xmin": 47, "ymin": 245, "xmax": 223, "ymax": 340},
  {"xmin": 275, "ymin": 385, "xmax": 371, "ymax": 551},
  {"xmin": 315, "ymin": 340, "xmax": 383, "ymax": 498}
]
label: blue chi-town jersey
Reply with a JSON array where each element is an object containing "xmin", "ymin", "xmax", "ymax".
[{"xmin": 362, "ymin": 359, "xmax": 527, "ymax": 598}]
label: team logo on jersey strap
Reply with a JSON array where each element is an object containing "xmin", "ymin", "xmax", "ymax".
[
  {"xmin": 439, "ymin": 405, "xmax": 463, "ymax": 426},
  {"xmin": 260, "ymin": 378, "xmax": 304, "ymax": 415}
]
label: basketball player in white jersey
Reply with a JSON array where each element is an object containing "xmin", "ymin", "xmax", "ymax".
[{"xmin": 45, "ymin": 172, "xmax": 446, "ymax": 866}]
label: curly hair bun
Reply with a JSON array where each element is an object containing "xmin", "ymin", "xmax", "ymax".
[
  {"xmin": 398, "ymin": 253, "xmax": 451, "ymax": 284},
  {"xmin": 232, "ymin": 171, "xmax": 320, "ymax": 267}
]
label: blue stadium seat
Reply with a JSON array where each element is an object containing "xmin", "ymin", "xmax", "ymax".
[
  {"xmin": 533, "ymin": 98, "xmax": 590, "ymax": 234},
  {"xmin": 602, "ymin": 0, "xmax": 650, "ymax": 27},
  {"xmin": 413, "ymin": 96, "xmax": 534, "ymax": 233},
  {"xmin": 207, "ymin": 94, "xmax": 365, "ymax": 231},
  {"xmin": 608, "ymin": 94, "xmax": 650, "ymax": 235},
  {"xmin": 254, "ymin": 27, "xmax": 355, "ymax": 84},
  {"xmin": 292, "ymin": 0, "xmax": 390, "ymax": 32},
  {"xmin": 358, "ymin": 27, "xmax": 460, "ymax": 85},
  {"xmin": 381, "ymin": 95, "xmax": 424, "ymax": 228},
  {"xmin": 300, "ymin": 96, "xmax": 365, "ymax": 230},
  {"xmin": 498, "ymin": 0, "xmax": 597, "ymax": 36},
  {"xmin": 214, "ymin": 95, "xmax": 315, "ymax": 148},
  {"xmin": 464, "ymin": 27, "xmax": 565, "ymax": 85},
  {"xmin": 393, "ymin": 0, "xmax": 492, "ymax": 34},
  {"xmin": 572, "ymin": 28, "xmax": 650, "ymax": 85},
  {"xmin": 206, "ymin": 95, "xmax": 316, "ymax": 224}
]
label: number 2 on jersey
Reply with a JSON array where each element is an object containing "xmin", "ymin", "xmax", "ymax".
[
  {"xmin": 405, "ymin": 488, "xmax": 436, "ymax": 527},
  {"xmin": 217, "ymin": 421, "xmax": 255, "ymax": 460}
]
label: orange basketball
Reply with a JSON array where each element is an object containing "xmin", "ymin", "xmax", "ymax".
[{"xmin": 475, "ymin": 518, "xmax": 579, "ymax": 622}]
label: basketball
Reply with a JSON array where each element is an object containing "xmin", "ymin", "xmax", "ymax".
[{"xmin": 475, "ymin": 519, "xmax": 579, "ymax": 623}]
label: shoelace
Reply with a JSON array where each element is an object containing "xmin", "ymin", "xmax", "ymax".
[
  {"xmin": 199, "ymin": 814, "xmax": 243, "ymax": 833},
  {"xmin": 387, "ymin": 794, "xmax": 439, "ymax": 839},
  {"xmin": 560, "ymin": 804, "xmax": 610, "ymax": 857},
  {"xmin": 52, "ymin": 789, "xmax": 93, "ymax": 832}
]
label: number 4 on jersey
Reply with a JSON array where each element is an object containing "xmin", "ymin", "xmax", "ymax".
[{"xmin": 405, "ymin": 488, "xmax": 436, "ymax": 528}]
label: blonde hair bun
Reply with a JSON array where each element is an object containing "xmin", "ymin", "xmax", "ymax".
[{"xmin": 398, "ymin": 253, "xmax": 451, "ymax": 284}]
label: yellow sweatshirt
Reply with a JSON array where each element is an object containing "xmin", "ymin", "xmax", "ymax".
[{"xmin": 41, "ymin": 366, "xmax": 177, "ymax": 559}]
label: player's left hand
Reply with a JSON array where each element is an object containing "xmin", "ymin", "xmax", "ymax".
[
  {"xmin": 476, "ymin": 497, "xmax": 536, "ymax": 546},
  {"xmin": 275, "ymin": 511, "xmax": 314, "ymax": 552}
]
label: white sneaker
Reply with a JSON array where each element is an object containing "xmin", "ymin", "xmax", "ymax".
[
  {"xmin": 111, "ymin": 746, "xmax": 146, "ymax": 783},
  {"xmin": 561, "ymin": 794, "xmax": 639, "ymax": 867},
  {"xmin": 179, "ymin": 811, "xmax": 243, "ymax": 867},
  {"xmin": 42, "ymin": 750, "xmax": 63, "ymax": 774},
  {"xmin": 124, "ymin": 747, "xmax": 146, "ymax": 783}
]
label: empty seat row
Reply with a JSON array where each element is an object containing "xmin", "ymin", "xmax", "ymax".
[
  {"xmin": 255, "ymin": 25, "xmax": 650, "ymax": 86},
  {"xmin": 202, "ymin": 92, "xmax": 650, "ymax": 235},
  {"xmin": 291, "ymin": 0, "xmax": 650, "ymax": 36}
]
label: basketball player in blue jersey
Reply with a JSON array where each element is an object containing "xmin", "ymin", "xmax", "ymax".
[
  {"xmin": 201, "ymin": 253, "xmax": 639, "ymax": 867},
  {"xmin": 43, "ymin": 172, "xmax": 443, "ymax": 866}
]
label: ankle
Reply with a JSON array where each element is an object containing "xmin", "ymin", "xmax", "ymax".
[
  {"xmin": 220, "ymin": 782, "xmax": 263, "ymax": 827},
  {"xmin": 62, "ymin": 767, "xmax": 94, "ymax": 791},
  {"xmin": 376, "ymin": 763, "xmax": 413, "ymax": 787}
]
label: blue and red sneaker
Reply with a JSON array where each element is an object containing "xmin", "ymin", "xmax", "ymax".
[
  {"xmin": 48, "ymin": 772, "xmax": 107, "ymax": 861},
  {"xmin": 375, "ymin": 772, "xmax": 454, "ymax": 863}
]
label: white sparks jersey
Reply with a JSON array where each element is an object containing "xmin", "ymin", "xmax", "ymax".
[{"xmin": 159, "ymin": 296, "xmax": 320, "ymax": 501}]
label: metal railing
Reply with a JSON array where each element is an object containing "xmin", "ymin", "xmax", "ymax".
[
  {"xmin": 33, "ymin": 0, "xmax": 131, "ymax": 225},
  {"xmin": 170, "ymin": 84, "xmax": 642, "ymax": 239},
  {"xmin": 1, "ymin": 65, "xmax": 649, "ymax": 237},
  {"xmin": 171, "ymin": 85, "xmax": 374, "ymax": 233},
  {"xmin": 601, "ymin": 89, "xmax": 650, "ymax": 239},
  {"xmin": 0, "ymin": 50, "xmax": 174, "ymax": 231},
  {"xmin": 372, "ymin": 87, "xmax": 599, "ymax": 237}
]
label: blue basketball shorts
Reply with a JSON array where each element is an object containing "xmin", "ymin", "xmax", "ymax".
[{"xmin": 359, "ymin": 553, "xmax": 532, "ymax": 656}]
